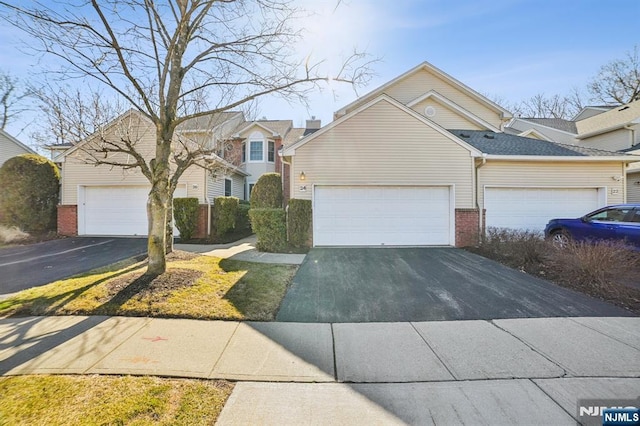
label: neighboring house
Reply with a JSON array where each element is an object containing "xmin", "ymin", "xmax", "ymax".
[
  {"xmin": 575, "ymin": 101, "xmax": 640, "ymax": 202},
  {"xmin": 0, "ymin": 129, "xmax": 36, "ymax": 167},
  {"xmin": 281, "ymin": 61, "xmax": 638, "ymax": 247},
  {"xmin": 505, "ymin": 117, "xmax": 577, "ymax": 144},
  {"xmin": 54, "ymin": 109, "xmax": 317, "ymax": 237},
  {"xmin": 56, "ymin": 110, "xmax": 248, "ymax": 238}
]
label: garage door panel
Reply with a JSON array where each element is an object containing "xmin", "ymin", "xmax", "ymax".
[
  {"xmin": 81, "ymin": 185, "xmax": 187, "ymax": 236},
  {"xmin": 314, "ymin": 186, "xmax": 451, "ymax": 246},
  {"xmin": 485, "ymin": 187, "xmax": 600, "ymax": 231}
]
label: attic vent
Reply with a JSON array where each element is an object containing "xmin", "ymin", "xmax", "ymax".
[
  {"xmin": 483, "ymin": 133, "xmax": 495, "ymax": 139},
  {"xmin": 618, "ymin": 106, "xmax": 630, "ymax": 111},
  {"xmin": 459, "ymin": 132, "xmax": 470, "ymax": 138}
]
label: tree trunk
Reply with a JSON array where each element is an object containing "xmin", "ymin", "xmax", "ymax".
[
  {"xmin": 146, "ymin": 186, "xmax": 168, "ymax": 276},
  {"xmin": 166, "ymin": 199, "xmax": 174, "ymax": 254}
]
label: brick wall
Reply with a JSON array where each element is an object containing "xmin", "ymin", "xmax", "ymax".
[
  {"xmin": 194, "ymin": 204, "xmax": 208, "ymax": 239},
  {"xmin": 58, "ymin": 205, "xmax": 77, "ymax": 236},
  {"xmin": 455, "ymin": 208, "xmax": 480, "ymax": 247}
]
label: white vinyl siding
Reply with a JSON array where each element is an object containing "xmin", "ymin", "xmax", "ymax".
[
  {"xmin": 291, "ymin": 99, "xmax": 474, "ymax": 209},
  {"xmin": 0, "ymin": 131, "xmax": 34, "ymax": 166},
  {"xmin": 232, "ymin": 174, "xmax": 245, "ymax": 200},
  {"xmin": 628, "ymin": 171, "xmax": 640, "ymax": 203},
  {"xmin": 314, "ymin": 186, "xmax": 452, "ymax": 246},
  {"xmin": 580, "ymin": 128, "xmax": 634, "ymax": 151},
  {"xmin": 411, "ymin": 98, "xmax": 484, "ymax": 130},
  {"xmin": 61, "ymin": 120, "xmax": 206, "ymax": 205},
  {"xmin": 485, "ymin": 187, "xmax": 601, "ymax": 231},
  {"xmin": 343, "ymin": 68, "xmax": 503, "ymax": 129},
  {"xmin": 477, "ymin": 161, "xmax": 625, "ymax": 209}
]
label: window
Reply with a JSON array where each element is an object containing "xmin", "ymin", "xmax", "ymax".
[
  {"xmin": 249, "ymin": 141, "xmax": 263, "ymax": 161},
  {"xmin": 589, "ymin": 208, "xmax": 632, "ymax": 222},
  {"xmin": 248, "ymin": 183, "xmax": 255, "ymax": 195},
  {"xmin": 224, "ymin": 178, "xmax": 232, "ymax": 197},
  {"xmin": 241, "ymin": 143, "xmax": 246, "ymax": 163},
  {"xmin": 268, "ymin": 141, "xmax": 275, "ymax": 162}
]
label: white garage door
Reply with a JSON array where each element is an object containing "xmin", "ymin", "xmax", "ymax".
[
  {"xmin": 313, "ymin": 186, "xmax": 452, "ymax": 246},
  {"xmin": 485, "ymin": 187, "xmax": 601, "ymax": 231},
  {"xmin": 81, "ymin": 185, "xmax": 187, "ymax": 236}
]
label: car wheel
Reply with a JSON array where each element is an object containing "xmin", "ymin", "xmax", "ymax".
[{"xmin": 550, "ymin": 230, "xmax": 571, "ymax": 248}]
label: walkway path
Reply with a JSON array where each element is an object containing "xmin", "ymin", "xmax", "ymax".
[{"xmin": 1, "ymin": 315, "xmax": 638, "ymax": 424}]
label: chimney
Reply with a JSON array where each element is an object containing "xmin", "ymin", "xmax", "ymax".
[{"xmin": 305, "ymin": 116, "xmax": 321, "ymax": 131}]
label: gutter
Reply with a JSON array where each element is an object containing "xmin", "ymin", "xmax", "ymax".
[
  {"xmin": 475, "ymin": 153, "xmax": 487, "ymax": 236},
  {"xmin": 481, "ymin": 154, "xmax": 640, "ymax": 162}
]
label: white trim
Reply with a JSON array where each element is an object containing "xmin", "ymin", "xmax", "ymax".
[
  {"xmin": 234, "ymin": 121, "xmax": 280, "ymax": 138},
  {"xmin": 576, "ymin": 119, "xmax": 640, "ymax": 139},
  {"xmin": 517, "ymin": 129, "xmax": 554, "ymax": 142},
  {"xmin": 248, "ymin": 137, "xmax": 264, "ymax": 163},
  {"xmin": 482, "ymin": 184, "xmax": 608, "ymax": 208},
  {"xmin": 406, "ymin": 90, "xmax": 500, "ymax": 132},
  {"xmin": 0, "ymin": 128, "xmax": 37, "ymax": 155},
  {"xmin": 334, "ymin": 61, "xmax": 513, "ymax": 119},
  {"xmin": 283, "ymin": 94, "xmax": 482, "ymax": 157},
  {"xmin": 311, "ymin": 184, "xmax": 456, "ymax": 247},
  {"xmin": 483, "ymin": 154, "xmax": 638, "ymax": 162}
]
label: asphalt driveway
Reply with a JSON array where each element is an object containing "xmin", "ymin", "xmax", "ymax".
[
  {"xmin": 0, "ymin": 237, "xmax": 148, "ymax": 295},
  {"xmin": 276, "ymin": 247, "xmax": 633, "ymax": 322}
]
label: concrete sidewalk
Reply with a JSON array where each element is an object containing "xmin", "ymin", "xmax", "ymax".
[
  {"xmin": 1, "ymin": 315, "xmax": 639, "ymax": 424},
  {"xmin": 176, "ymin": 234, "xmax": 306, "ymax": 265}
]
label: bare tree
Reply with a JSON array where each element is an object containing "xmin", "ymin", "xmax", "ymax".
[
  {"xmin": 0, "ymin": 0, "xmax": 373, "ymax": 275},
  {"xmin": 511, "ymin": 93, "xmax": 584, "ymax": 120},
  {"xmin": 0, "ymin": 70, "xmax": 28, "ymax": 130},
  {"xmin": 589, "ymin": 45, "xmax": 640, "ymax": 105},
  {"xmin": 30, "ymin": 85, "xmax": 122, "ymax": 147}
]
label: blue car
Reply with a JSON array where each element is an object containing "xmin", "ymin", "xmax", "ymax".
[{"xmin": 544, "ymin": 204, "xmax": 640, "ymax": 249}]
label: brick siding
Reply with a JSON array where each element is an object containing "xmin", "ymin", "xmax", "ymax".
[
  {"xmin": 455, "ymin": 208, "xmax": 481, "ymax": 247},
  {"xmin": 57, "ymin": 205, "xmax": 78, "ymax": 236}
]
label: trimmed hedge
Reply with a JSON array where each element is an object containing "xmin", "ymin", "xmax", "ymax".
[
  {"xmin": 236, "ymin": 203, "xmax": 251, "ymax": 233},
  {"xmin": 249, "ymin": 208, "xmax": 286, "ymax": 252},
  {"xmin": 287, "ymin": 199, "xmax": 312, "ymax": 248},
  {"xmin": 250, "ymin": 173, "xmax": 282, "ymax": 208},
  {"xmin": 0, "ymin": 154, "xmax": 59, "ymax": 232},
  {"xmin": 213, "ymin": 196, "xmax": 239, "ymax": 236},
  {"xmin": 174, "ymin": 197, "xmax": 199, "ymax": 241}
]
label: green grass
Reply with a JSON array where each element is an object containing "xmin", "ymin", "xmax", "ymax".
[
  {"xmin": 0, "ymin": 254, "xmax": 298, "ymax": 321},
  {"xmin": 0, "ymin": 375, "xmax": 233, "ymax": 425}
]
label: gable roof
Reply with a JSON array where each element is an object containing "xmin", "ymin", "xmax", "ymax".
[
  {"xmin": 576, "ymin": 100, "xmax": 640, "ymax": 139},
  {"xmin": 231, "ymin": 120, "xmax": 293, "ymax": 138},
  {"xmin": 515, "ymin": 128, "xmax": 554, "ymax": 141},
  {"xmin": 518, "ymin": 118, "xmax": 577, "ymax": 134},
  {"xmin": 448, "ymin": 129, "xmax": 638, "ymax": 161},
  {"xmin": 406, "ymin": 90, "xmax": 500, "ymax": 132},
  {"xmin": 0, "ymin": 128, "xmax": 36, "ymax": 155},
  {"xmin": 334, "ymin": 61, "xmax": 513, "ymax": 120},
  {"xmin": 283, "ymin": 94, "xmax": 482, "ymax": 157},
  {"xmin": 176, "ymin": 111, "xmax": 243, "ymax": 132},
  {"xmin": 572, "ymin": 105, "xmax": 615, "ymax": 121}
]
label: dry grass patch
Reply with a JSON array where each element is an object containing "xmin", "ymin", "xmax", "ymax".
[
  {"xmin": 469, "ymin": 230, "xmax": 640, "ymax": 315},
  {"xmin": 0, "ymin": 252, "xmax": 297, "ymax": 321},
  {"xmin": 0, "ymin": 375, "xmax": 233, "ymax": 425},
  {"xmin": 0, "ymin": 225, "xmax": 29, "ymax": 244}
]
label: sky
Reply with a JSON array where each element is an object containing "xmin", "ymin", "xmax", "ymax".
[{"xmin": 1, "ymin": 0, "xmax": 639, "ymax": 146}]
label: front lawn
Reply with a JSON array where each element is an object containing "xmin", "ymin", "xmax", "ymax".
[
  {"xmin": 0, "ymin": 375, "xmax": 232, "ymax": 425},
  {"xmin": 0, "ymin": 251, "xmax": 297, "ymax": 321}
]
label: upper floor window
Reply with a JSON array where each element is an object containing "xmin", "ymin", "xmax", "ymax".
[
  {"xmin": 268, "ymin": 141, "xmax": 275, "ymax": 162},
  {"xmin": 241, "ymin": 143, "xmax": 246, "ymax": 163},
  {"xmin": 249, "ymin": 140, "xmax": 263, "ymax": 161}
]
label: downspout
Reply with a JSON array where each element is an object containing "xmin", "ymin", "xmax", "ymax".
[{"xmin": 475, "ymin": 153, "xmax": 487, "ymax": 237}]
